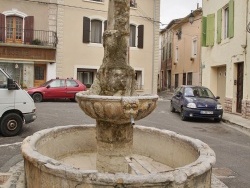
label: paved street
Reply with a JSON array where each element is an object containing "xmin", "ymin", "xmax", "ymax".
[{"xmin": 0, "ymin": 99, "xmax": 250, "ymax": 188}]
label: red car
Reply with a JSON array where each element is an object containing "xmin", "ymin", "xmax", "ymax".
[{"xmin": 27, "ymin": 78, "xmax": 86, "ymax": 102}]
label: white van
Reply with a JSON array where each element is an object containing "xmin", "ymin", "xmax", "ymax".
[{"xmin": 0, "ymin": 68, "xmax": 36, "ymax": 137}]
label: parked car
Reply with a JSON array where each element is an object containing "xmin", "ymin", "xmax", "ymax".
[
  {"xmin": 27, "ymin": 78, "xmax": 86, "ymax": 102},
  {"xmin": 170, "ymin": 85, "xmax": 223, "ymax": 122}
]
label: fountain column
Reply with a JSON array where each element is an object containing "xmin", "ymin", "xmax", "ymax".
[{"xmin": 91, "ymin": 0, "xmax": 136, "ymax": 173}]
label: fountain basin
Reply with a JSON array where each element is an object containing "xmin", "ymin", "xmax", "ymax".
[
  {"xmin": 76, "ymin": 92, "xmax": 158, "ymax": 124},
  {"xmin": 22, "ymin": 125, "xmax": 216, "ymax": 187}
]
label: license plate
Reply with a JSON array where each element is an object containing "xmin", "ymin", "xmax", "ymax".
[{"xmin": 200, "ymin": 111, "xmax": 213, "ymax": 114}]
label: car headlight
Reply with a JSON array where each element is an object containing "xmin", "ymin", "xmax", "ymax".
[
  {"xmin": 217, "ymin": 104, "xmax": 223, "ymax": 109},
  {"xmin": 187, "ymin": 102, "xmax": 197, "ymax": 108}
]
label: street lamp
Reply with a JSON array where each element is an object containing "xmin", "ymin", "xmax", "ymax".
[{"xmin": 189, "ymin": 10, "xmax": 195, "ymax": 24}]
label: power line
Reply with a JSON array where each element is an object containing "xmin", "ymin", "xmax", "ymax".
[{"xmin": 8, "ymin": 0, "xmax": 163, "ymax": 24}]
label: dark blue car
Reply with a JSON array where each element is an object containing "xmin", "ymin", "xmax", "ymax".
[{"xmin": 170, "ymin": 85, "xmax": 223, "ymax": 122}]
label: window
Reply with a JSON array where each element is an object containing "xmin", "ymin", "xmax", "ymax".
[
  {"xmin": 0, "ymin": 70, "xmax": 7, "ymax": 88},
  {"xmin": 129, "ymin": 24, "xmax": 144, "ymax": 48},
  {"xmin": 175, "ymin": 46, "xmax": 178, "ymax": 63},
  {"xmin": 77, "ymin": 68, "xmax": 97, "ymax": 88},
  {"xmin": 135, "ymin": 70, "xmax": 143, "ymax": 90},
  {"xmin": 174, "ymin": 74, "xmax": 179, "ymax": 88},
  {"xmin": 130, "ymin": 25, "xmax": 136, "ymax": 47},
  {"xmin": 83, "ymin": 17, "xmax": 107, "ymax": 44},
  {"xmin": 6, "ymin": 16, "xmax": 23, "ymax": 43},
  {"xmin": 224, "ymin": 6, "xmax": 229, "ymax": 39},
  {"xmin": 192, "ymin": 37, "xmax": 197, "ymax": 57},
  {"xmin": 91, "ymin": 19, "xmax": 102, "ymax": 43},
  {"xmin": 66, "ymin": 80, "xmax": 79, "ymax": 87},
  {"xmin": 187, "ymin": 72, "xmax": 192, "ymax": 85},
  {"xmin": 130, "ymin": 0, "xmax": 137, "ymax": 8},
  {"xmin": 182, "ymin": 73, "xmax": 186, "ymax": 85},
  {"xmin": 50, "ymin": 80, "xmax": 65, "ymax": 88}
]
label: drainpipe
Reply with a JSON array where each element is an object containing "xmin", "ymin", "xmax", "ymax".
[{"xmin": 152, "ymin": 0, "xmax": 156, "ymax": 94}]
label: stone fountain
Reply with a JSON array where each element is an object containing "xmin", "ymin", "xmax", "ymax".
[{"xmin": 21, "ymin": 0, "xmax": 216, "ymax": 187}]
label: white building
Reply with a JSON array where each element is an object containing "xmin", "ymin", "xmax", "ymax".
[{"xmin": 202, "ymin": 0, "xmax": 250, "ymax": 119}]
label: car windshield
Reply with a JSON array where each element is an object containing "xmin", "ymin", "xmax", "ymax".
[
  {"xmin": 184, "ymin": 87, "xmax": 215, "ymax": 98},
  {"xmin": 40, "ymin": 80, "xmax": 53, "ymax": 87}
]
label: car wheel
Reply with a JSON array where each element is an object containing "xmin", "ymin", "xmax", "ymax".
[
  {"xmin": 214, "ymin": 117, "xmax": 222, "ymax": 122},
  {"xmin": 170, "ymin": 103, "xmax": 175, "ymax": 112},
  {"xmin": 180, "ymin": 108, "xmax": 187, "ymax": 121},
  {"xmin": 0, "ymin": 113, "xmax": 23, "ymax": 137},
  {"xmin": 33, "ymin": 93, "xmax": 43, "ymax": 103}
]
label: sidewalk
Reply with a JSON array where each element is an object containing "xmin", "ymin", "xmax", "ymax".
[{"xmin": 158, "ymin": 90, "xmax": 250, "ymax": 136}]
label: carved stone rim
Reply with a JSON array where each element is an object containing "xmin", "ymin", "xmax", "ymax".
[{"xmin": 22, "ymin": 125, "xmax": 216, "ymax": 185}]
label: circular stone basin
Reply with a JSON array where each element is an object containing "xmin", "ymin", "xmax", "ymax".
[
  {"xmin": 76, "ymin": 92, "xmax": 158, "ymax": 123},
  {"xmin": 21, "ymin": 125, "xmax": 216, "ymax": 187}
]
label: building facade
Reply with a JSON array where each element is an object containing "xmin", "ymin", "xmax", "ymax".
[
  {"xmin": 202, "ymin": 0, "xmax": 250, "ymax": 119},
  {"xmin": 56, "ymin": 0, "xmax": 160, "ymax": 95},
  {"xmin": 162, "ymin": 8, "xmax": 202, "ymax": 91},
  {"xmin": 0, "ymin": 0, "xmax": 57, "ymax": 88},
  {"xmin": 0, "ymin": 0, "xmax": 160, "ymax": 95}
]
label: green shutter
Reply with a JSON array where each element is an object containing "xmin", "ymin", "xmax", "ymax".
[
  {"xmin": 206, "ymin": 14, "xmax": 215, "ymax": 46},
  {"xmin": 229, "ymin": 0, "xmax": 234, "ymax": 38},
  {"xmin": 202, "ymin": 17, "xmax": 207, "ymax": 47},
  {"xmin": 217, "ymin": 9, "xmax": 222, "ymax": 44}
]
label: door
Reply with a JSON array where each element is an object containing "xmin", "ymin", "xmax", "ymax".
[
  {"xmin": 236, "ymin": 63, "xmax": 244, "ymax": 113},
  {"xmin": 6, "ymin": 16, "xmax": 23, "ymax": 44},
  {"xmin": 34, "ymin": 64, "xmax": 46, "ymax": 87}
]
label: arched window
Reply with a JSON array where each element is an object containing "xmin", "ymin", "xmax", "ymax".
[{"xmin": 91, "ymin": 19, "xmax": 102, "ymax": 43}]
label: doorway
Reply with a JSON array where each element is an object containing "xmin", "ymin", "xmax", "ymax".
[
  {"xmin": 236, "ymin": 63, "xmax": 244, "ymax": 113},
  {"xmin": 34, "ymin": 64, "xmax": 46, "ymax": 87}
]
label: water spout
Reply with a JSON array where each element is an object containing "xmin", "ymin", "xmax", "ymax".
[{"xmin": 131, "ymin": 115, "xmax": 135, "ymax": 125}]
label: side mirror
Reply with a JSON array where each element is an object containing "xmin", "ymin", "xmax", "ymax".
[
  {"xmin": 7, "ymin": 78, "xmax": 17, "ymax": 90},
  {"xmin": 176, "ymin": 91, "xmax": 182, "ymax": 97},
  {"xmin": 215, "ymin": 96, "xmax": 220, "ymax": 99},
  {"xmin": 46, "ymin": 85, "xmax": 51, "ymax": 89}
]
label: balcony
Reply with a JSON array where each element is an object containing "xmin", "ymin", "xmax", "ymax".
[{"xmin": 0, "ymin": 27, "xmax": 57, "ymax": 48}]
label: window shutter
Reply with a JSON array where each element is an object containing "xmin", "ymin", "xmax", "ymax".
[
  {"xmin": 0, "ymin": 13, "xmax": 5, "ymax": 42},
  {"xmin": 217, "ymin": 9, "xmax": 222, "ymax": 44},
  {"xmin": 24, "ymin": 16, "xmax": 34, "ymax": 44},
  {"xmin": 137, "ymin": 25, "xmax": 144, "ymax": 49},
  {"xmin": 206, "ymin": 14, "xmax": 215, "ymax": 46},
  {"xmin": 201, "ymin": 17, "xmax": 207, "ymax": 47},
  {"xmin": 83, "ymin": 17, "xmax": 90, "ymax": 43},
  {"xmin": 104, "ymin": 20, "xmax": 107, "ymax": 31},
  {"xmin": 229, "ymin": 0, "xmax": 234, "ymax": 38}
]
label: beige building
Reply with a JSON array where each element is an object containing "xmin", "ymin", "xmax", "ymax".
[
  {"xmin": 0, "ymin": 0, "xmax": 160, "ymax": 95},
  {"xmin": 56, "ymin": 0, "xmax": 160, "ymax": 95},
  {"xmin": 0, "ymin": 0, "xmax": 57, "ymax": 88},
  {"xmin": 162, "ymin": 8, "xmax": 202, "ymax": 91},
  {"xmin": 202, "ymin": 0, "xmax": 250, "ymax": 119}
]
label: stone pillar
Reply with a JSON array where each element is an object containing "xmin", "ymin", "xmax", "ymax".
[{"xmin": 96, "ymin": 120, "xmax": 133, "ymax": 173}]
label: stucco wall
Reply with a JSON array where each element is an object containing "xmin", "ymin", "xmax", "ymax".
[
  {"xmin": 202, "ymin": 0, "xmax": 250, "ymax": 117},
  {"xmin": 56, "ymin": 0, "xmax": 160, "ymax": 94}
]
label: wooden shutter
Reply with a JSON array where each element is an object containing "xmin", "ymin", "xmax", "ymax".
[
  {"xmin": 229, "ymin": 0, "xmax": 234, "ymax": 38},
  {"xmin": 104, "ymin": 20, "xmax": 107, "ymax": 31},
  {"xmin": 206, "ymin": 14, "xmax": 215, "ymax": 46},
  {"xmin": 201, "ymin": 17, "xmax": 207, "ymax": 47},
  {"xmin": 217, "ymin": 9, "xmax": 222, "ymax": 44},
  {"xmin": 137, "ymin": 25, "xmax": 144, "ymax": 49},
  {"xmin": 0, "ymin": 13, "xmax": 5, "ymax": 42},
  {"xmin": 83, "ymin": 17, "xmax": 90, "ymax": 43},
  {"xmin": 24, "ymin": 16, "xmax": 34, "ymax": 44}
]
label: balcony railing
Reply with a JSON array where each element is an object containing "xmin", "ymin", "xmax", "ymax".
[{"xmin": 0, "ymin": 27, "xmax": 57, "ymax": 47}]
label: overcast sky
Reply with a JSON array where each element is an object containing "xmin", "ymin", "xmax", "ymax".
[{"xmin": 160, "ymin": 0, "xmax": 203, "ymax": 28}]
